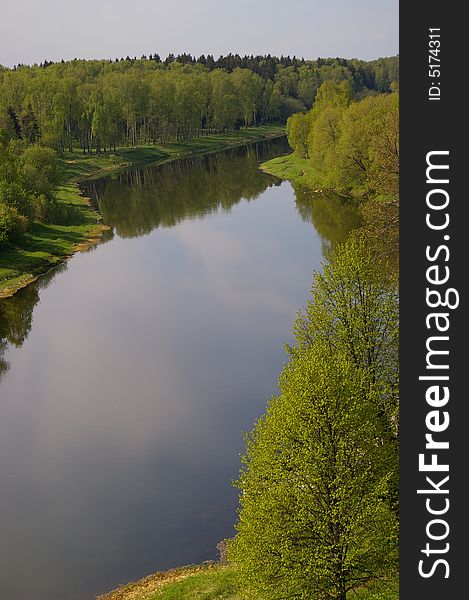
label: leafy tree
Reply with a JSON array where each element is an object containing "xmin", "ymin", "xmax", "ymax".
[
  {"xmin": 0, "ymin": 203, "xmax": 24, "ymax": 246},
  {"xmin": 20, "ymin": 145, "xmax": 60, "ymax": 198},
  {"xmin": 334, "ymin": 92, "xmax": 398, "ymax": 196},
  {"xmin": 300, "ymin": 81, "xmax": 352, "ymax": 186},
  {"xmin": 229, "ymin": 239, "xmax": 399, "ymax": 599},
  {"xmin": 286, "ymin": 111, "xmax": 311, "ymax": 157},
  {"xmin": 19, "ymin": 103, "xmax": 40, "ymax": 143},
  {"xmin": 232, "ymin": 68, "xmax": 262, "ymax": 127},
  {"xmin": 356, "ymin": 197, "xmax": 399, "ymax": 276},
  {"xmin": 208, "ymin": 70, "xmax": 240, "ymax": 132},
  {"xmin": 292, "ymin": 239, "xmax": 399, "ymax": 451}
]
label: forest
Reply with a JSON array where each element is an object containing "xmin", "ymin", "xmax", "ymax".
[{"xmin": 0, "ymin": 54, "xmax": 398, "ymax": 153}]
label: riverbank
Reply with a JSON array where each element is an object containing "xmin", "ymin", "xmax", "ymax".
[
  {"xmin": 97, "ymin": 562, "xmax": 241, "ymax": 600},
  {"xmin": 259, "ymin": 152, "xmax": 322, "ymax": 189},
  {"xmin": 0, "ymin": 125, "xmax": 285, "ymax": 298},
  {"xmin": 97, "ymin": 562, "xmax": 398, "ymax": 600}
]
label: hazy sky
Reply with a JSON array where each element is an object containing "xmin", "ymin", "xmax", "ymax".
[{"xmin": 0, "ymin": 0, "xmax": 398, "ymax": 67}]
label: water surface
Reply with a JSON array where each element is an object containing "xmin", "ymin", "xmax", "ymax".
[{"xmin": 0, "ymin": 139, "xmax": 359, "ymax": 599}]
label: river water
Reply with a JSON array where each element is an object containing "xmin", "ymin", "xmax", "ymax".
[{"xmin": 0, "ymin": 138, "xmax": 360, "ymax": 599}]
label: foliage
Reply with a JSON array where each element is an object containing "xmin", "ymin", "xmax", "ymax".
[
  {"xmin": 0, "ymin": 133, "xmax": 73, "ymax": 234},
  {"xmin": 0, "ymin": 204, "xmax": 25, "ymax": 247},
  {"xmin": 20, "ymin": 144, "xmax": 60, "ymax": 198},
  {"xmin": 355, "ymin": 197, "xmax": 399, "ymax": 276},
  {"xmin": 292, "ymin": 238, "xmax": 399, "ymax": 452},
  {"xmin": 285, "ymin": 111, "xmax": 311, "ymax": 157},
  {"xmin": 229, "ymin": 239, "xmax": 399, "ymax": 600},
  {"xmin": 285, "ymin": 83, "xmax": 399, "ymax": 198},
  {"xmin": 0, "ymin": 55, "xmax": 398, "ymax": 155},
  {"xmin": 334, "ymin": 93, "xmax": 399, "ymax": 195}
]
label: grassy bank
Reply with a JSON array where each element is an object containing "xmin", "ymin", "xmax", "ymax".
[
  {"xmin": 0, "ymin": 184, "xmax": 108, "ymax": 299},
  {"xmin": 0, "ymin": 125, "xmax": 285, "ymax": 298},
  {"xmin": 259, "ymin": 152, "xmax": 322, "ymax": 189},
  {"xmin": 98, "ymin": 562, "xmax": 398, "ymax": 600},
  {"xmin": 97, "ymin": 562, "xmax": 241, "ymax": 600}
]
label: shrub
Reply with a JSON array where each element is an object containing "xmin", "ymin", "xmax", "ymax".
[
  {"xmin": 0, "ymin": 203, "xmax": 26, "ymax": 246},
  {"xmin": 20, "ymin": 145, "xmax": 61, "ymax": 199},
  {"xmin": 0, "ymin": 180, "xmax": 33, "ymax": 217}
]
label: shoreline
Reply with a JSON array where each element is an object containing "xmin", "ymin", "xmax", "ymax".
[
  {"xmin": 0, "ymin": 126, "xmax": 285, "ymax": 299},
  {"xmin": 259, "ymin": 152, "xmax": 322, "ymax": 188},
  {"xmin": 96, "ymin": 562, "xmax": 222, "ymax": 600}
]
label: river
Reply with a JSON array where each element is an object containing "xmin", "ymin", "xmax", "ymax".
[{"xmin": 0, "ymin": 138, "xmax": 360, "ymax": 599}]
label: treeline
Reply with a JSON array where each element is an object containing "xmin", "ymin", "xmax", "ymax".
[
  {"xmin": 0, "ymin": 55, "xmax": 398, "ymax": 155},
  {"xmin": 287, "ymin": 80, "xmax": 399, "ymax": 198},
  {"xmin": 10, "ymin": 53, "xmax": 398, "ymax": 91}
]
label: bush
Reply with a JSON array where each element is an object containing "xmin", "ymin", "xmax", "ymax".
[
  {"xmin": 20, "ymin": 145, "xmax": 61, "ymax": 199},
  {"xmin": 0, "ymin": 180, "xmax": 33, "ymax": 217},
  {"xmin": 0, "ymin": 203, "xmax": 27, "ymax": 246}
]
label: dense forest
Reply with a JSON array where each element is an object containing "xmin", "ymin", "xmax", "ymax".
[{"xmin": 0, "ymin": 54, "xmax": 398, "ymax": 153}]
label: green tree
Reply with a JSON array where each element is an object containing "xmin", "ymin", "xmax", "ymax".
[
  {"xmin": 334, "ymin": 92, "xmax": 399, "ymax": 196},
  {"xmin": 286, "ymin": 111, "xmax": 311, "ymax": 157},
  {"xmin": 306, "ymin": 81, "xmax": 352, "ymax": 183},
  {"xmin": 232, "ymin": 68, "xmax": 262, "ymax": 127},
  {"xmin": 292, "ymin": 239, "xmax": 399, "ymax": 456},
  {"xmin": 229, "ymin": 239, "xmax": 399, "ymax": 599},
  {"xmin": 19, "ymin": 103, "xmax": 40, "ymax": 143},
  {"xmin": 20, "ymin": 145, "xmax": 60, "ymax": 198},
  {"xmin": 208, "ymin": 70, "xmax": 240, "ymax": 132},
  {"xmin": 0, "ymin": 203, "xmax": 24, "ymax": 246}
]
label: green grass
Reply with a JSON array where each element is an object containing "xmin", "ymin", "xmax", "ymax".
[
  {"xmin": 0, "ymin": 125, "xmax": 285, "ymax": 298},
  {"xmin": 151, "ymin": 570, "xmax": 399, "ymax": 600},
  {"xmin": 149, "ymin": 566, "xmax": 242, "ymax": 600},
  {"xmin": 61, "ymin": 125, "xmax": 285, "ymax": 182},
  {"xmin": 260, "ymin": 152, "xmax": 322, "ymax": 188},
  {"xmin": 99, "ymin": 563, "xmax": 398, "ymax": 600},
  {"xmin": 97, "ymin": 563, "xmax": 239, "ymax": 600},
  {"xmin": 0, "ymin": 183, "xmax": 106, "ymax": 297}
]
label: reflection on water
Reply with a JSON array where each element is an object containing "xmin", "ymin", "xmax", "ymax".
[
  {"xmin": 82, "ymin": 140, "xmax": 289, "ymax": 238},
  {"xmin": 293, "ymin": 184, "xmax": 362, "ymax": 254},
  {"xmin": 0, "ymin": 138, "xmax": 360, "ymax": 600},
  {"xmin": 0, "ymin": 264, "xmax": 67, "ymax": 382}
]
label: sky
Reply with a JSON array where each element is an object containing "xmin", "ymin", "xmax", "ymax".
[{"xmin": 0, "ymin": 0, "xmax": 398, "ymax": 68}]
